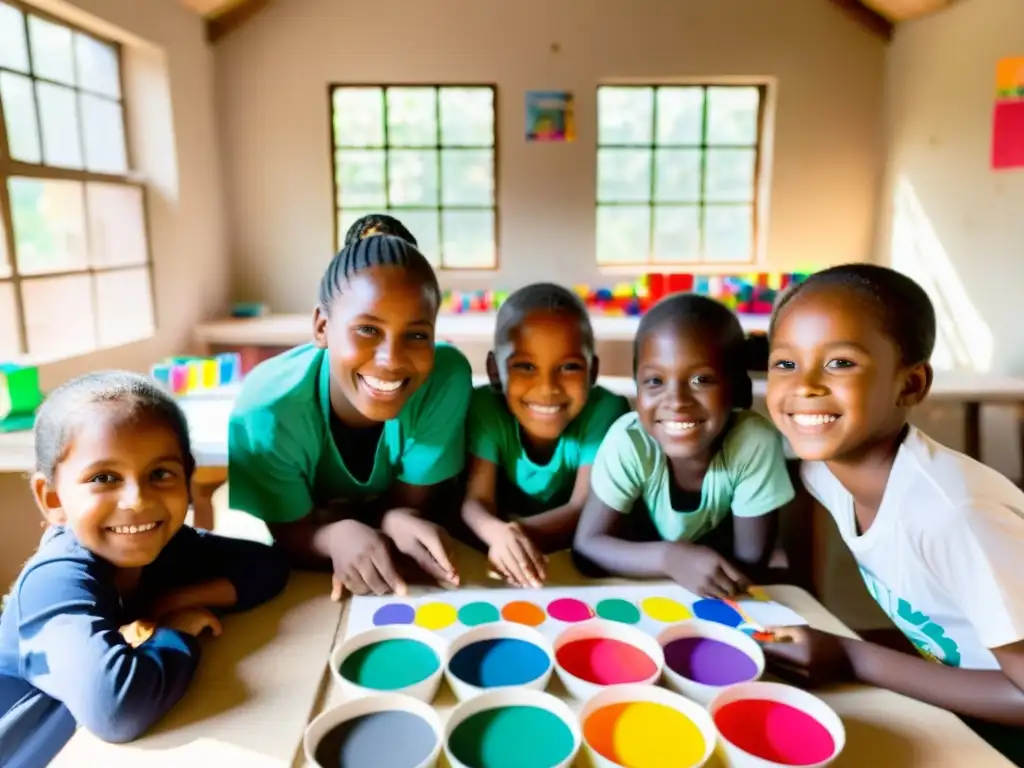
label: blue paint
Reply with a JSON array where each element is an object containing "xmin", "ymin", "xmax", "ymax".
[
  {"xmin": 448, "ymin": 638, "xmax": 550, "ymax": 688},
  {"xmin": 692, "ymin": 599, "xmax": 744, "ymax": 627}
]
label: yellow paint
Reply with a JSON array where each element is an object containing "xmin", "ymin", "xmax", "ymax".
[
  {"xmin": 641, "ymin": 596, "xmax": 692, "ymax": 622},
  {"xmin": 611, "ymin": 702, "xmax": 705, "ymax": 767},
  {"xmin": 415, "ymin": 602, "xmax": 457, "ymax": 630},
  {"xmin": 747, "ymin": 585, "xmax": 770, "ymax": 602}
]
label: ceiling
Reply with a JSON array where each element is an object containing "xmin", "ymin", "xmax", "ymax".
[{"xmin": 181, "ymin": 0, "xmax": 960, "ymax": 43}]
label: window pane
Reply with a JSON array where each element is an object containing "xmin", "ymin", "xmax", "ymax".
[
  {"xmin": 81, "ymin": 93, "xmax": 127, "ymax": 173},
  {"xmin": 333, "ymin": 87, "xmax": 384, "ymax": 147},
  {"xmin": 441, "ymin": 149, "xmax": 492, "ymax": 206},
  {"xmin": 337, "ymin": 208, "xmax": 378, "ymax": 246},
  {"xmin": 654, "ymin": 149, "xmax": 702, "ymax": 203},
  {"xmin": 439, "ymin": 88, "xmax": 493, "ymax": 146},
  {"xmin": 707, "ymin": 87, "xmax": 760, "ymax": 145},
  {"xmin": 0, "ymin": 72, "xmax": 41, "ymax": 163},
  {"xmin": 441, "ymin": 209, "xmax": 493, "ymax": 268},
  {"xmin": 596, "ymin": 205, "xmax": 650, "ymax": 265},
  {"xmin": 335, "ymin": 150, "xmax": 386, "ymax": 208},
  {"xmin": 9, "ymin": 177, "xmax": 87, "ymax": 275},
  {"xmin": 598, "ymin": 148, "xmax": 651, "ymax": 203},
  {"xmin": 22, "ymin": 273, "xmax": 96, "ymax": 357},
  {"xmin": 388, "ymin": 149, "xmax": 438, "ymax": 206},
  {"xmin": 653, "ymin": 206, "xmax": 701, "ymax": 263},
  {"xmin": 704, "ymin": 205, "xmax": 753, "ymax": 262},
  {"xmin": 87, "ymin": 182, "xmax": 147, "ymax": 267},
  {"xmin": 705, "ymin": 148, "xmax": 756, "ymax": 203},
  {"xmin": 28, "ymin": 15, "xmax": 75, "ymax": 85},
  {"xmin": 74, "ymin": 32, "xmax": 119, "ymax": 98},
  {"xmin": 386, "ymin": 87, "xmax": 436, "ymax": 147},
  {"xmin": 0, "ymin": 2, "xmax": 29, "ymax": 73},
  {"xmin": 390, "ymin": 209, "xmax": 439, "ymax": 266},
  {"xmin": 36, "ymin": 81, "xmax": 82, "ymax": 168},
  {"xmin": 598, "ymin": 87, "xmax": 653, "ymax": 145},
  {"xmin": 0, "ymin": 282, "xmax": 20, "ymax": 358},
  {"xmin": 656, "ymin": 87, "xmax": 704, "ymax": 144},
  {"xmin": 95, "ymin": 267, "xmax": 153, "ymax": 347}
]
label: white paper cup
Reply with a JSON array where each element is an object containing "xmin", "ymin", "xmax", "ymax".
[
  {"xmin": 444, "ymin": 688, "xmax": 581, "ymax": 768},
  {"xmin": 579, "ymin": 683, "xmax": 717, "ymax": 768},
  {"xmin": 657, "ymin": 619, "xmax": 765, "ymax": 705},
  {"xmin": 444, "ymin": 622, "xmax": 554, "ymax": 701},
  {"xmin": 709, "ymin": 681, "xmax": 845, "ymax": 768},
  {"xmin": 304, "ymin": 692, "xmax": 442, "ymax": 768},
  {"xmin": 330, "ymin": 625, "xmax": 447, "ymax": 703},
  {"xmin": 552, "ymin": 619, "xmax": 664, "ymax": 700}
]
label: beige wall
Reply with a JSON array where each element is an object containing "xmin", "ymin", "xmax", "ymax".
[{"xmin": 215, "ymin": 0, "xmax": 887, "ymax": 312}]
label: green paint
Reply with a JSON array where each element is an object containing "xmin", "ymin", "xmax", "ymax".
[
  {"xmin": 339, "ymin": 639, "xmax": 439, "ymax": 690},
  {"xmin": 595, "ymin": 598, "xmax": 641, "ymax": 624},
  {"xmin": 449, "ymin": 705, "xmax": 574, "ymax": 768},
  {"xmin": 459, "ymin": 601, "xmax": 500, "ymax": 626}
]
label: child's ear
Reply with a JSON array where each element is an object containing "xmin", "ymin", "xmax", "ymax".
[
  {"xmin": 485, "ymin": 352, "xmax": 502, "ymax": 393},
  {"xmin": 31, "ymin": 472, "xmax": 66, "ymax": 527},
  {"xmin": 312, "ymin": 305, "xmax": 329, "ymax": 349},
  {"xmin": 898, "ymin": 362, "xmax": 933, "ymax": 407},
  {"xmin": 590, "ymin": 355, "xmax": 601, "ymax": 386}
]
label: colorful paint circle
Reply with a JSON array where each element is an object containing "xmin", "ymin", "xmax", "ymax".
[
  {"xmin": 584, "ymin": 701, "xmax": 706, "ymax": 768},
  {"xmin": 595, "ymin": 598, "xmax": 641, "ymax": 624},
  {"xmin": 692, "ymin": 598, "xmax": 745, "ymax": 628},
  {"xmin": 415, "ymin": 602, "xmax": 458, "ymax": 630},
  {"xmin": 459, "ymin": 601, "xmax": 501, "ymax": 627},
  {"xmin": 339, "ymin": 639, "xmax": 440, "ymax": 690},
  {"xmin": 714, "ymin": 699, "xmax": 836, "ymax": 766},
  {"xmin": 372, "ymin": 603, "xmax": 415, "ymax": 626},
  {"xmin": 641, "ymin": 596, "xmax": 692, "ymax": 622},
  {"xmin": 449, "ymin": 638, "xmax": 550, "ymax": 688},
  {"xmin": 555, "ymin": 638, "xmax": 658, "ymax": 685},
  {"xmin": 315, "ymin": 710, "xmax": 438, "ymax": 768},
  {"xmin": 547, "ymin": 597, "xmax": 594, "ymax": 623},
  {"xmin": 501, "ymin": 600, "xmax": 546, "ymax": 627},
  {"xmin": 664, "ymin": 637, "xmax": 759, "ymax": 686},
  {"xmin": 448, "ymin": 705, "xmax": 575, "ymax": 768}
]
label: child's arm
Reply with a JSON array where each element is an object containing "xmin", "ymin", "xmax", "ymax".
[
  {"xmin": 573, "ymin": 493, "xmax": 673, "ymax": 577},
  {"xmin": 517, "ymin": 466, "xmax": 591, "ymax": 552}
]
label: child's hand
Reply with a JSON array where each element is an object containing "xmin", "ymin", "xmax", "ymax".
[
  {"xmin": 662, "ymin": 542, "xmax": 751, "ymax": 598},
  {"xmin": 161, "ymin": 607, "xmax": 223, "ymax": 638},
  {"xmin": 761, "ymin": 626, "xmax": 853, "ymax": 687},
  {"xmin": 487, "ymin": 522, "xmax": 546, "ymax": 588},
  {"xmin": 119, "ymin": 619, "xmax": 156, "ymax": 648},
  {"xmin": 329, "ymin": 519, "xmax": 408, "ymax": 596},
  {"xmin": 382, "ymin": 509, "xmax": 460, "ymax": 588}
]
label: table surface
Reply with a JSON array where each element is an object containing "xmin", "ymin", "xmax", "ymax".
[{"xmin": 52, "ymin": 544, "xmax": 1012, "ymax": 768}]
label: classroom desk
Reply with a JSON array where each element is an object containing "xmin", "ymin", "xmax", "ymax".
[{"xmin": 48, "ymin": 545, "xmax": 1010, "ymax": 768}]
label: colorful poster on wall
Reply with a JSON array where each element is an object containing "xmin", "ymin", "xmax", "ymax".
[
  {"xmin": 525, "ymin": 91, "xmax": 575, "ymax": 142},
  {"xmin": 992, "ymin": 56, "xmax": 1024, "ymax": 170}
]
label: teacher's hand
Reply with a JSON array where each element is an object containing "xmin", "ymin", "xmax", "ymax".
[
  {"xmin": 328, "ymin": 519, "xmax": 407, "ymax": 597},
  {"xmin": 381, "ymin": 508, "xmax": 460, "ymax": 588}
]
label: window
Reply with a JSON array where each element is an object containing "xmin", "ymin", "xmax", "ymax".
[
  {"xmin": 0, "ymin": 0, "xmax": 153, "ymax": 361},
  {"xmin": 596, "ymin": 85, "xmax": 764, "ymax": 266},
  {"xmin": 330, "ymin": 85, "xmax": 497, "ymax": 269}
]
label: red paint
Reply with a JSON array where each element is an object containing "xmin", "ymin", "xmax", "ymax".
[
  {"xmin": 714, "ymin": 699, "xmax": 836, "ymax": 766},
  {"xmin": 555, "ymin": 638, "xmax": 658, "ymax": 685},
  {"xmin": 547, "ymin": 598, "xmax": 594, "ymax": 623}
]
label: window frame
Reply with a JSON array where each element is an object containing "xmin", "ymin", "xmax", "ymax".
[
  {"xmin": 0, "ymin": 0, "xmax": 155, "ymax": 360},
  {"xmin": 328, "ymin": 82, "xmax": 500, "ymax": 271},
  {"xmin": 595, "ymin": 82, "xmax": 768, "ymax": 268}
]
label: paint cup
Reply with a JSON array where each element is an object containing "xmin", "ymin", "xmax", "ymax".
[
  {"xmin": 304, "ymin": 692, "xmax": 443, "ymax": 768},
  {"xmin": 445, "ymin": 688, "xmax": 581, "ymax": 768},
  {"xmin": 579, "ymin": 683, "xmax": 717, "ymax": 768},
  {"xmin": 330, "ymin": 625, "xmax": 447, "ymax": 703},
  {"xmin": 709, "ymin": 681, "xmax": 845, "ymax": 767},
  {"xmin": 657, "ymin": 619, "xmax": 765, "ymax": 705},
  {"xmin": 445, "ymin": 622, "xmax": 554, "ymax": 701},
  {"xmin": 552, "ymin": 619, "xmax": 664, "ymax": 700}
]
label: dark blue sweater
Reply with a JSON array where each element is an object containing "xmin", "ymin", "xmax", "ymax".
[{"xmin": 0, "ymin": 525, "xmax": 289, "ymax": 761}]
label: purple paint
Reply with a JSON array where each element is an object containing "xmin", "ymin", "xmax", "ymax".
[
  {"xmin": 372, "ymin": 603, "xmax": 415, "ymax": 626},
  {"xmin": 664, "ymin": 637, "xmax": 758, "ymax": 686}
]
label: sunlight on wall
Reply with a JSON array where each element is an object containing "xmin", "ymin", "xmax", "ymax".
[{"xmin": 890, "ymin": 175, "xmax": 992, "ymax": 372}]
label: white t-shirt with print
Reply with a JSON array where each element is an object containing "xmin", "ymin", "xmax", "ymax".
[{"xmin": 801, "ymin": 426, "xmax": 1024, "ymax": 670}]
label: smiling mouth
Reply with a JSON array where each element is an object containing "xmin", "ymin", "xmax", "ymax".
[
  {"xmin": 658, "ymin": 419, "xmax": 701, "ymax": 436},
  {"xmin": 789, "ymin": 413, "xmax": 841, "ymax": 430},
  {"xmin": 358, "ymin": 374, "xmax": 409, "ymax": 398},
  {"xmin": 106, "ymin": 521, "xmax": 163, "ymax": 536},
  {"xmin": 525, "ymin": 403, "xmax": 568, "ymax": 418}
]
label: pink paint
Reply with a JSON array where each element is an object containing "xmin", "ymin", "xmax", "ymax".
[
  {"xmin": 714, "ymin": 699, "xmax": 836, "ymax": 766},
  {"xmin": 555, "ymin": 638, "xmax": 658, "ymax": 685},
  {"xmin": 547, "ymin": 598, "xmax": 594, "ymax": 623}
]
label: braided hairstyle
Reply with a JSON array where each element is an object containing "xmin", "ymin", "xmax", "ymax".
[
  {"xmin": 342, "ymin": 214, "xmax": 417, "ymax": 248},
  {"xmin": 634, "ymin": 293, "xmax": 754, "ymax": 409},
  {"xmin": 318, "ymin": 233, "xmax": 441, "ymax": 313}
]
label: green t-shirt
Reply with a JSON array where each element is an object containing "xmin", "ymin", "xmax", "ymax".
[
  {"xmin": 468, "ymin": 385, "xmax": 630, "ymax": 516},
  {"xmin": 590, "ymin": 410, "xmax": 794, "ymax": 542},
  {"xmin": 228, "ymin": 343, "xmax": 472, "ymax": 524}
]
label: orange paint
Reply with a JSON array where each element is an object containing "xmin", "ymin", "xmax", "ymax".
[{"xmin": 502, "ymin": 600, "xmax": 546, "ymax": 627}]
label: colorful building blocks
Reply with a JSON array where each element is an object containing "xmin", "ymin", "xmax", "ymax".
[{"xmin": 0, "ymin": 364, "xmax": 43, "ymax": 432}]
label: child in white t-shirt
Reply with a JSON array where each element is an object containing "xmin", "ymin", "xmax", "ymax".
[{"xmin": 765, "ymin": 263, "xmax": 1024, "ymax": 761}]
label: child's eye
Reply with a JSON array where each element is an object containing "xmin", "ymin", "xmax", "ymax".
[
  {"xmin": 691, "ymin": 374, "xmax": 717, "ymax": 386},
  {"xmin": 354, "ymin": 325, "xmax": 380, "ymax": 338},
  {"xmin": 826, "ymin": 359, "xmax": 855, "ymax": 370},
  {"xmin": 151, "ymin": 468, "xmax": 178, "ymax": 482},
  {"xmin": 511, "ymin": 362, "xmax": 535, "ymax": 372},
  {"xmin": 89, "ymin": 473, "xmax": 119, "ymax": 485},
  {"xmin": 771, "ymin": 359, "xmax": 796, "ymax": 370},
  {"xmin": 643, "ymin": 377, "xmax": 663, "ymax": 388},
  {"xmin": 406, "ymin": 331, "xmax": 431, "ymax": 342},
  {"xmin": 562, "ymin": 362, "xmax": 584, "ymax": 373}
]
